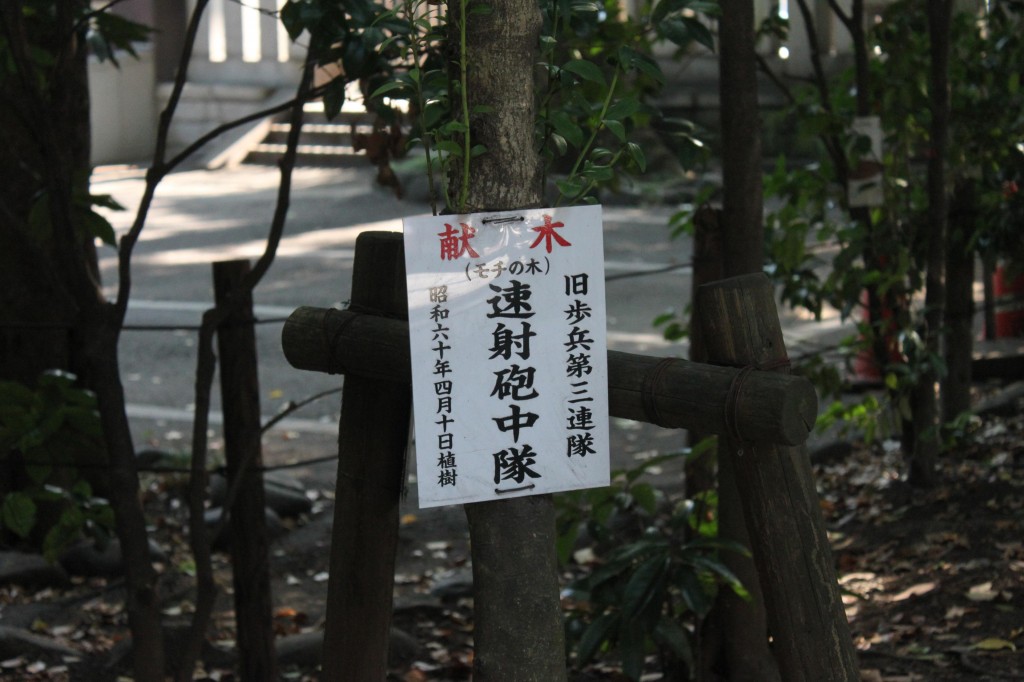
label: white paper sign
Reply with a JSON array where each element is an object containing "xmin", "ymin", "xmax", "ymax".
[
  {"xmin": 403, "ymin": 205, "xmax": 610, "ymax": 508},
  {"xmin": 848, "ymin": 115, "xmax": 884, "ymax": 208}
]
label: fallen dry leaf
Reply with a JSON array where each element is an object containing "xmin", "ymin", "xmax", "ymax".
[
  {"xmin": 882, "ymin": 581, "xmax": 936, "ymax": 602},
  {"xmin": 971, "ymin": 637, "xmax": 1017, "ymax": 652},
  {"xmin": 944, "ymin": 605, "xmax": 967, "ymax": 620},
  {"xmin": 966, "ymin": 581, "xmax": 999, "ymax": 602}
]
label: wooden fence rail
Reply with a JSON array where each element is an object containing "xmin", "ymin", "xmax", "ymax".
[{"xmin": 282, "ymin": 307, "xmax": 818, "ymax": 447}]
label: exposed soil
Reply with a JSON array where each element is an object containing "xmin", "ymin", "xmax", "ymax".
[{"xmin": 1, "ymin": 387, "xmax": 1022, "ymax": 681}]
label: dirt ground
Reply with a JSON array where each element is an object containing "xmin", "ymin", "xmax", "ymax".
[{"xmin": 1, "ymin": 385, "xmax": 1022, "ymax": 681}]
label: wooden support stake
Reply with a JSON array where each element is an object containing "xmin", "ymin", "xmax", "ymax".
[
  {"xmin": 282, "ymin": 307, "xmax": 818, "ymax": 447},
  {"xmin": 686, "ymin": 205, "xmax": 724, "ymax": 495},
  {"xmin": 696, "ymin": 273, "xmax": 859, "ymax": 682},
  {"xmin": 213, "ymin": 259, "xmax": 277, "ymax": 681},
  {"xmin": 321, "ymin": 232, "xmax": 411, "ymax": 681}
]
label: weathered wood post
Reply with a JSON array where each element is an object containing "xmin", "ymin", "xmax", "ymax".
[
  {"xmin": 320, "ymin": 232, "xmax": 411, "ymax": 681},
  {"xmin": 212, "ymin": 259, "xmax": 277, "ymax": 681},
  {"xmin": 686, "ymin": 205, "xmax": 723, "ymax": 498},
  {"xmin": 696, "ymin": 272, "xmax": 859, "ymax": 682}
]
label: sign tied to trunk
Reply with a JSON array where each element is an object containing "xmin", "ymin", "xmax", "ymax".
[{"xmin": 404, "ymin": 205, "xmax": 610, "ymax": 508}]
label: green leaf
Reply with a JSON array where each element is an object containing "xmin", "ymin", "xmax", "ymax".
[
  {"xmin": 556, "ymin": 177, "xmax": 586, "ymax": 198},
  {"xmin": 619, "ymin": 619, "xmax": 646, "ymax": 681},
  {"xmin": 661, "ymin": 16, "xmax": 716, "ymax": 51},
  {"xmin": 2, "ymin": 492, "xmax": 37, "ymax": 538},
  {"xmin": 626, "ymin": 142, "xmax": 646, "ymax": 173},
  {"xmin": 652, "ymin": 311, "xmax": 676, "ymax": 326},
  {"xmin": 562, "ymin": 59, "xmax": 606, "ymax": 86},
  {"xmin": 548, "ymin": 132, "xmax": 568, "ymax": 157},
  {"xmin": 0, "ymin": 380, "xmax": 36, "ymax": 408},
  {"xmin": 83, "ymin": 211, "xmax": 116, "ymax": 246},
  {"xmin": 678, "ymin": 569, "xmax": 714, "ymax": 615},
  {"xmin": 581, "ymin": 164, "xmax": 614, "ymax": 183},
  {"xmin": 605, "ymin": 97, "xmax": 640, "ymax": 121},
  {"xmin": 619, "ymin": 46, "xmax": 665, "ymax": 85},
  {"xmin": 692, "ymin": 555, "xmax": 750, "ymax": 599},
  {"xmin": 369, "ymin": 79, "xmax": 408, "ymax": 100},
  {"xmin": 551, "ymin": 111, "xmax": 585, "ymax": 148},
  {"xmin": 279, "ymin": 1, "xmax": 309, "ymax": 41},
  {"xmin": 43, "ymin": 515, "xmax": 81, "ymax": 563},
  {"xmin": 621, "ymin": 555, "xmax": 668, "ymax": 621},
  {"xmin": 604, "ymin": 119, "xmax": 626, "ymax": 142},
  {"xmin": 653, "ymin": 618, "xmax": 693, "ymax": 665},
  {"xmin": 685, "ymin": 17, "xmax": 716, "ymax": 51},
  {"xmin": 435, "ymin": 140, "xmax": 463, "ymax": 156},
  {"xmin": 64, "ymin": 406, "xmax": 103, "ymax": 439},
  {"xmin": 322, "ymin": 78, "xmax": 347, "ymax": 121},
  {"xmin": 90, "ymin": 194, "xmax": 125, "ymax": 212},
  {"xmin": 631, "ymin": 483, "xmax": 657, "ymax": 514},
  {"xmin": 576, "ymin": 612, "xmax": 619, "ymax": 665},
  {"xmin": 346, "ymin": 0, "xmax": 376, "ymax": 26}
]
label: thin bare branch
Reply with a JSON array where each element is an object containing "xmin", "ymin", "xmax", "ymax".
[
  {"xmin": 178, "ymin": 50, "xmax": 317, "ymax": 679},
  {"xmin": 755, "ymin": 53, "xmax": 797, "ymax": 105},
  {"xmin": 261, "ymin": 387, "xmax": 343, "ymax": 435},
  {"xmin": 164, "ymin": 82, "xmax": 328, "ymax": 173},
  {"xmin": 793, "ymin": 0, "xmax": 849, "ymax": 184},
  {"xmin": 826, "ymin": 0, "xmax": 855, "ymax": 34},
  {"xmin": 114, "ymin": 0, "xmax": 210, "ymax": 321}
]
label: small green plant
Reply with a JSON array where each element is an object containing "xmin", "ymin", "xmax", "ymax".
[
  {"xmin": 0, "ymin": 371, "xmax": 115, "ymax": 560},
  {"xmin": 557, "ymin": 445, "xmax": 748, "ymax": 681}
]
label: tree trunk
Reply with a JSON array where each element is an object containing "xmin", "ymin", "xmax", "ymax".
[
  {"xmin": 703, "ymin": 3, "xmax": 779, "ymax": 680},
  {"xmin": 943, "ymin": 181, "xmax": 976, "ymax": 421},
  {"xmin": 910, "ymin": 0, "xmax": 954, "ymax": 488},
  {"xmin": 81, "ymin": 310, "xmax": 166, "ymax": 682},
  {"xmin": 718, "ymin": 1, "xmax": 764, "ymax": 278},
  {"xmin": 0, "ymin": 4, "xmax": 165, "ymax": 678},
  {"xmin": 448, "ymin": 0, "xmax": 566, "ymax": 679}
]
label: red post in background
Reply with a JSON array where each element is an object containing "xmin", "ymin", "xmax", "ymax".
[{"xmin": 993, "ymin": 265, "xmax": 1024, "ymax": 338}]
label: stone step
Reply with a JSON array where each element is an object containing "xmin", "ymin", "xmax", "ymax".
[
  {"xmin": 262, "ymin": 121, "xmax": 376, "ymax": 147},
  {"xmin": 244, "ymin": 108, "xmax": 410, "ymax": 168},
  {"xmin": 245, "ymin": 144, "xmax": 369, "ymax": 168}
]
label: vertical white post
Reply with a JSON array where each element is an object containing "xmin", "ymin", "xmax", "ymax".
[
  {"xmin": 277, "ymin": 0, "xmax": 292, "ymax": 64},
  {"xmin": 241, "ymin": 0, "xmax": 263, "ymax": 62},
  {"xmin": 208, "ymin": 0, "xmax": 228, "ymax": 62}
]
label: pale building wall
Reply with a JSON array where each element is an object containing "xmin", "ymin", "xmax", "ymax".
[{"xmin": 89, "ymin": 48, "xmax": 158, "ymax": 165}]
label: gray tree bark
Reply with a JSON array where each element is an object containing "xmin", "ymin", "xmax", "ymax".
[{"xmin": 447, "ymin": 1, "xmax": 567, "ymax": 679}]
